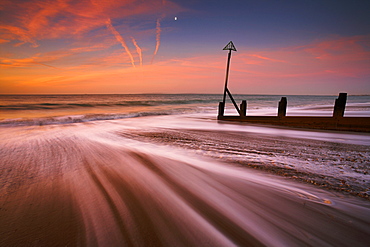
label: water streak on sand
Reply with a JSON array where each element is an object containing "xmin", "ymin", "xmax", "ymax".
[{"xmin": 1, "ymin": 122, "xmax": 370, "ymax": 246}]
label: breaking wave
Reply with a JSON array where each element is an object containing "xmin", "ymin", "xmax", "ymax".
[
  {"xmin": 0, "ymin": 112, "xmax": 175, "ymax": 127},
  {"xmin": 0, "ymin": 101, "xmax": 216, "ymax": 111}
]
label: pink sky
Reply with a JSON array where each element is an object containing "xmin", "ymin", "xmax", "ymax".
[{"xmin": 1, "ymin": 0, "xmax": 369, "ymax": 95}]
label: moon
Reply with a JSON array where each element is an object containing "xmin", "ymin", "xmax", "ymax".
[{"xmin": 174, "ymin": 17, "xmax": 177, "ymax": 21}]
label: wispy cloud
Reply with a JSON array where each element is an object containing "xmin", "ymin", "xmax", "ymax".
[
  {"xmin": 304, "ymin": 35, "xmax": 370, "ymax": 62},
  {"xmin": 0, "ymin": 0, "xmax": 183, "ymax": 46},
  {"xmin": 248, "ymin": 54, "xmax": 287, "ymax": 63},
  {"xmin": 236, "ymin": 35, "xmax": 370, "ymax": 78},
  {"xmin": 0, "ymin": 53, "xmax": 70, "ymax": 68},
  {"xmin": 151, "ymin": 17, "xmax": 162, "ymax": 64},
  {"xmin": 131, "ymin": 37, "xmax": 143, "ymax": 67},
  {"xmin": 69, "ymin": 44, "xmax": 109, "ymax": 53},
  {"xmin": 0, "ymin": 25, "xmax": 39, "ymax": 47},
  {"xmin": 105, "ymin": 18, "xmax": 136, "ymax": 68},
  {"xmin": 1, "ymin": 35, "xmax": 369, "ymax": 94}
]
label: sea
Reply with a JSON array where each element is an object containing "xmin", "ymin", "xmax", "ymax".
[
  {"xmin": 1, "ymin": 94, "xmax": 370, "ymax": 126},
  {"xmin": 1, "ymin": 94, "xmax": 370, "ymax": 246}
]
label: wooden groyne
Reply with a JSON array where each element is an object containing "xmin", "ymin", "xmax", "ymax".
[
  {"xmin": 218, "ymin": 41, "xmax": 370, "ymax": 132},
  {"xmin": 218, "ymin": 93, "xmax": 370, "ymax": 132}
]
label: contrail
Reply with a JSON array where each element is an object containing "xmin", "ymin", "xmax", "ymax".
[
  {"xmin": 106, "ymin": 19, "xmax": 136, "ymax": 68},
  {"xmin": 151, "ymin": 18, "xmax": 162, "ymax": 64},
  {"xmin": 131, "ymin": 37, "xmax": 142, "ymax": 67}
]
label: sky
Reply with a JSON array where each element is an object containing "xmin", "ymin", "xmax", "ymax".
[{"xmin": 1, "ymin": 0, "xmax": 369, "ymax": 95}]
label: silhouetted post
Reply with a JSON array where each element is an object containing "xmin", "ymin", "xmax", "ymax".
[
  {"xmin": 333, "ymin": 93, "xmax": 347, "ymax": 118},
  {"xmin": 218, "ymin": 102, "xmax": 225, "ymax": 117},
  {"xmin": 222, "ymin": 50, "xmax": 231, "ymax": 105},
  {"xmin": 240, "ymin": 100, "xmax": 247, "ymax": 117},
  {"xmin": 278, "ymin": 97, "xmax": 287, "ymax": 118},
  {"xmin": 221, "ymin": 41, "xmax": 237, "ymax": 111}
]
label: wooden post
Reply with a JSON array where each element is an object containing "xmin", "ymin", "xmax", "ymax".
[
  {"xmin": 218, "ymin": 102, "xmax": 225, "ymax": 117},
  {"xmin": 222, "ymin": 50, "xmax": 232, "ymax": 106},
  {"xmin": 221, "ymin": 41, "xmax": 237, "ymax": 115},
  {"xmin": 226, "ymin": 88, "xmax": 240, "ymax": 115},
  {"xmin": 333, "ymin": 93, "xmax": 347, "ymax": 118},
  {"xmin": 278, "ymin": 97, "xmax": 287, "ymax": 118},
  {"xmin": 240, "ymin": 100, "xmax": 247, "ymax": 117}
]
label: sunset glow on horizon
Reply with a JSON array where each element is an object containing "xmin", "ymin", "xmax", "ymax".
[{"xmin": 1, "ymin": 0, "xmax": 369, "ymax": 95}]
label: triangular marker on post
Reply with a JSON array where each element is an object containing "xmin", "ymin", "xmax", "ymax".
[
  {"xmin": 220, "ymin": 41, "xmax": 240, "ymax": 117},
  {"xmin": 223, "ymin": 41, "xmax": 237, "ymax": 51}
]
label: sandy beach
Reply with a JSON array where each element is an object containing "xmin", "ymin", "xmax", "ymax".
[{"xmin": 1, "ymin": 116, "xmax": 370, "ymax": 246}]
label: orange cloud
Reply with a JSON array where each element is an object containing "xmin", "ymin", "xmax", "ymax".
[
  {"xmin": 151, "ymin": 17, "xmax": 162, "ymax": 64},
  {"xmin": 235, "ymin": 35, "xmax": 370, "ymax": 79},
  {"xmin": 105, "ymin": 18, "xmax": 136, "ymax": 68},
  {"xmin": 131, "ymin": 37, "xmax": 143, "ymax": 67},
  {"xmin": 69, "ymin": 44, "xmax": 110, "ymax": 53},
  {"xmin": 0, "ymin": 25, "xmax": 38, "ymax": 47},
  {"xmin": 0, "ymin": 42, "xmax": 116, "ymax": 69},
  {"xmin": 304, "ymin": 35, "xmax": 370, "ymax": 62},
  {"xmin": 0, "ymin": 0, "xmax": 184, "ymax": 45},
  {"xmin": 0, "ymin": 53, "xmax": 70, "ymax": 68},
  {"xmin": 248, "ymin": 54, "xmax": 287, "ymax": 63},
  {"xmin": 204, "ymin": 36, "xmax": 370, "ymax": 95},
  {"xmin": 1, "ymin": 34, "xmax": 369, "ymax": 95},
  {"xmin": 0, "ymin": 53, "xmax": 225, "ymax": 94}
]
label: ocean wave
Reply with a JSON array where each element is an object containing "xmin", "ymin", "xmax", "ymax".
[
  {"xmin": 0, "ymin": 106, "xmax": 217, "ymax": 127},
  {"xmin": 0, "ymin": 112, "xmax": 174, "ymax": 127},
  {"xmin": 0, "ymin": 99, "xmax": 218, "ymax": 111}
]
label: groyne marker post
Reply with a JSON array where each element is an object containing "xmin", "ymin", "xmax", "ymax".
[
  {"xmin": 219, "ymin": 41, "xmax": 239, "ymax": 117},
  {"xmin": 222, "ymin": 42, "xmax": 236, "ymax": 104}
]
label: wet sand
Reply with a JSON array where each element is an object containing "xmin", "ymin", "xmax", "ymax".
[
  {"xmin": 123, "ymin": 128, "xmax": 370, "ymax": 199},
  {"xmin": 1, "ymin": 123, "xmax": 370, "ymax": 246}
]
